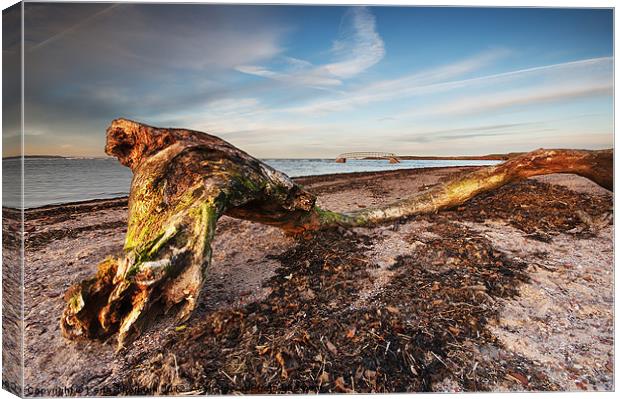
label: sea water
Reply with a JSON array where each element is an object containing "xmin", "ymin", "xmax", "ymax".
[{"xmin": 2, "ymin": 157, "xmax": 500, "ymax": 209}]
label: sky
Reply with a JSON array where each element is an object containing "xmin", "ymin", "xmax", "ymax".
[{"xmin": 2, "ymin": 3, "xmax": 614, "ymax": 158}]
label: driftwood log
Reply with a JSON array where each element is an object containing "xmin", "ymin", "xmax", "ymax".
[{"xmin": 60, "ymin": 118, "xmax": 613, "ymax": 349}]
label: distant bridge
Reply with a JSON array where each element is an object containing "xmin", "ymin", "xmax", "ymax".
[{"xmin": 335, "ymin": 152, "xmax": 400, "ymax": 164}]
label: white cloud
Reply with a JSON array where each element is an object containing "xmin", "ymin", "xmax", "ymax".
[
  {"xmin": 285, "ymin": 49, "xmax": 509, "ymax": 114},
  {"xmin": 205, "ymin": 98, "xmax": 262, "ymax": 115},
  {"xmin": 27, "ymin": 4, "xmax": 286, "ymax": 73},
  {"xmin": 410, "ymin": 82, "xmax": 612, "ymax": 119},
  {"xmin": 235, "ymin": 7, "xmax": 384, "ymax": 88},
  {"xmin": 398, "ymin": 57, "xmax": 613, "ymax": 119},
  {"xmin": 235, "ymin": 63, "xmax": 342, "ymax": 87},
  {"xmin": 323, "ymin": 7, "xmax": 385, "ymax": 78},
  {"xmin": 286, "ymin": 55, "xmax": 611, "ymax": 116}
]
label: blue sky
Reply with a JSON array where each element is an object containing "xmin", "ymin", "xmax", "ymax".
[{"xmin": 5, "ymin": 4, "xmax": 614, "ymax": 157}]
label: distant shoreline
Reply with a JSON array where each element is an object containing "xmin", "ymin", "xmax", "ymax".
[
  {"xmin": 2, "ymin": 155, "xmax": 113, "ymax": 160},
  {"xmin": 5, "ymin": 165, "xmax": 480, "ymax": 211},
  {"xmin": 3, "ymin": 155, "xmax": 67, "ymax": 160},
  {"xmin": 366, "ymin": 153, "xmax": 519, "ymax": 161},
  {"xmin": 4, "ymin": 154, "xmax": 515, "ymax": 161}
]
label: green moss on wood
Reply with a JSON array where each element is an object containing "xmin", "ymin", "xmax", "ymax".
[{"xmin": 68, "ymin": 291, "xmax": 85, "ymax": 313}]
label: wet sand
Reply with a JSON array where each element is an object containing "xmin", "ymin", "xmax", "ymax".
[{"xmin": 5, "ymin": 166, "xmax": 614, "ymax": 394}]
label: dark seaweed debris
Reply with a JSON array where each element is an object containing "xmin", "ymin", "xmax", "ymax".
[
  {"xmin": 108, "ymin": 179, "xmax": 612, "ymax": 394},
  {"xmin": 452, "ymin": 180, "xmax": 612, "ymax": 241},
  {"xmin": 121, "ymin": 223, "xmax": 557, "ymax": 394}
]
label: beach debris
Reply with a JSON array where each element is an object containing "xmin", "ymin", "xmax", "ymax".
[
  {"xmin": 505, "ymin": 370, "xmax": 529, "ymax": 386},
  {"xmin": 113, "ymin": 222, "xmax": 567, "ymax": 393},
  {"xmin": 60, "ymin": 118, "xmax": 613, "ymax": 349},
  {"xmin": 454, "ymin": 180, "xmax": 612, "ymax": 241}
]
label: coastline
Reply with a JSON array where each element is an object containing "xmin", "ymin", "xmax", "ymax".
[
  {"xmin": 5, "ymin": 167, "xmax": 613, "ymax": 393},
  {"xmin": 3, "ymin": 154, "xmax": 512, "ymax": 161},
  {"xmin": 5, "ymin": 165, "xmax": 482, "ymax": 212}
]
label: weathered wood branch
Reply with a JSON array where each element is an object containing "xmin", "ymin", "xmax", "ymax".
[
  {"xmin": 346, "ymin": 147, "xmax": 612, "ymax": 224},
  {"xmin": 60, "ymin": 119, "xmax": 612, "ymax": 349}
]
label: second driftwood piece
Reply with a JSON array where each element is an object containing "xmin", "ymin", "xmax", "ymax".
[{"xmin": 60, "ymin": 119, "xmax": 613, "ymax": 348}]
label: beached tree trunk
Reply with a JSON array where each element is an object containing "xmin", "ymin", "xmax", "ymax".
[{"xmin": 60, "ymin": 118, "xmax": 613, "ymax": 348}]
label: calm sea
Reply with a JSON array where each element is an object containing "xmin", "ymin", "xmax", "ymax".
[{"xmin": 2, "ymin": 157, "xmax": 500, "ymax": 209}]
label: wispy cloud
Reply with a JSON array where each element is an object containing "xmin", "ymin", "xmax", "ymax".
[
  {"xmin": 236, "ymin": 59, "xmax": 343, "ymax": 88},
  {"xmin": 20, "ymin": 2, "xmax": 289, "ymax": 153},
  {"xmin": 394, "ymin": 122, "xmax": 541, "ymax": 143},
  {"xmin": 285, "ymin": 49, "xmax": 509, "ymax": 113},
  {"xmin": 27, "ymin": 4, "xmax": 120, "ymax": 51},
  {"xmin": 408, "ymin": 82, "xmax": 612, "ymax": 119},
  {"xmin": 235, "ymin": 7, "xmax": 384, "ymax": 88},
  {"xmin": 323, "ymin": 7, "xmax": 385, "ymax": 78},
  {"xmin": 26, "ymin": 4, "xmax": 285, "ymax": 71},
  {"xmin": 286, "ymin": 55, "xmax": 611, "ymax": 116},
  {"xmin": 398, "ymin": 57, "xmax": 612, "ymax": 119}
]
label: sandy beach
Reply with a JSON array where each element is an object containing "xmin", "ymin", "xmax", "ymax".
[{"xmin": 6, "ymin": 166, "xmax": 614, "ymax": 394}]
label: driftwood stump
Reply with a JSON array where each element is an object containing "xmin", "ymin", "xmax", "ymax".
[{"xmin": 60, "ymin": 118, "xmax": 612, "ymax": 348}]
